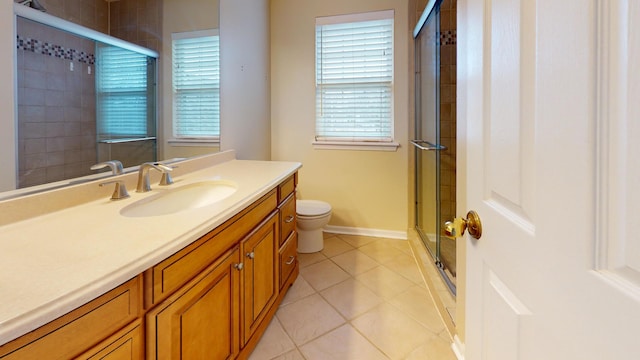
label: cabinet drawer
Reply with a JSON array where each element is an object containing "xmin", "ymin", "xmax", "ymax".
[
  {"xmin": 76, "ymin": 319, "xmax": 144, "ymax": 360},
  {"xmin": 147, "ymin": 189, "xmax": 277, "ymax": 305},
  {"xmin": 279, "ymin": 193, "xmax": 296, "ymax": 246},
  {"xmin": 279, "ymin": 232, "xmax": 298, "ymax": 289},
  {"xmin": 0, "ymin": 276, "xmax": 142, "ymax": 360},
  {"xmin": 278, "ymin": 175, "xmax": 295, "ymax": 203}
]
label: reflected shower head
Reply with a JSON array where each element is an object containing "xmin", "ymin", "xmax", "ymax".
[
  {"xmin": 30, "ymin": 0, "xmax": 46, "ymax": 12},
  {"xmin": 15, "ymin": 0, "xmax": 46, "ymax": 12}
]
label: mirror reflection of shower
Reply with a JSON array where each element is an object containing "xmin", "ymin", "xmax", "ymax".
[{"xmin": 15, "ymin": 9, "xmax": 158, "ymax": 188}]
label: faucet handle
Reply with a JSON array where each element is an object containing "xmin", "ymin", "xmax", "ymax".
[
  {"xmin": 99, "ymin": 180, "xmax": 130, "ymax": 200},
  {"xmin": 159, "ymin": 165, "xmax": 177, "ymax": 186},
  {"xmin": 91, "ymin": 160, "xmax": 124, "ymax": 175}
]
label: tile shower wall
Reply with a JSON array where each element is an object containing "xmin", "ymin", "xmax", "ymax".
[
  {"xmin": 109, "ymin": 0, "xmax": 161, "ymax": 52},
  {"xmin": 17, "ymin": 18, "xmax": 97, "ymax": 187},
  {"xmin": 439, "ymin": 0, "xmax": 456, "ymax": 231}
]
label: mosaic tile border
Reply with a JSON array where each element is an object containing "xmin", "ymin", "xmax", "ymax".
[
  {"xmin": 16, "ymin": 35, "xmax": 95, "ymax": 65},
  {"xmin": 440, "ymin": 30, "xmax": 456, "ymax": 46}
]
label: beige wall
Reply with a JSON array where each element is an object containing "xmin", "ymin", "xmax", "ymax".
[
  {"xmin": 160, "ymin": 0, "xmax": 221, "ymax": 160},
  {"xmin": 219, "ymin": 0, "xmax": 271, "ymax": 160},
  {"xmin": 270, "ymin": 0, "xmax": 410, "ymax": 234}
]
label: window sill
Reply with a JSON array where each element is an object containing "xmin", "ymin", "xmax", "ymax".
[
  {"xmin": 168, "ymin": 138, "xmax": 220, "ymax": 147},
  {"xmin": 312, "ymin": 140, "xmax": 400, "ymax": 151}
]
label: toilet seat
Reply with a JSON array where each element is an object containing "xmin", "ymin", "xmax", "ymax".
[{"xmin": 297, "ymin": 200, "xmax": 331, "ymax": 217}]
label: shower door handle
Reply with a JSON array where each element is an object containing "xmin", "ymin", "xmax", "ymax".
[
  {"xmin": 411, "ymin": 140, "xmax": 448, "ymax": 151},
  {"xmin": 444, "ymin": 211, "xmax": 482, "ymax": 240}
]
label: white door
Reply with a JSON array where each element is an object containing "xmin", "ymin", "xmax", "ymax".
[{"xmin": 459, "ymin": 0, "xmax": 640, "ymax": 359}]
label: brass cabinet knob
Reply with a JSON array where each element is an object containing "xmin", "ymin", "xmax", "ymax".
[{"xmin": 444, "ymin": 210, "xmax": 482, "ymax": 240}]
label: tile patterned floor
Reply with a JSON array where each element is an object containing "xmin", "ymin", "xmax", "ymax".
[{"xmin": 248, "ymin": 233, "xmax": 457, "ymax": 360}]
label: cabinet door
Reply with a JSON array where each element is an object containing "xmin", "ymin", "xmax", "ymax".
[
  {"xmin": 241, "ymin": 212, "xmax": 279, "ymax": 345},
  {"xmin": 147, "ymin": 248, "xmax": 241, "ymax": 360}
]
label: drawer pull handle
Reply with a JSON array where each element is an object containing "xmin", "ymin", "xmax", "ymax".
[
  {"xmin": 246, "ymin": 252, "xmax": 255, "ymax": 259},
  {"xmin": 284, "ymin": 215, "xmax": 295, "ymax": 223},
  {"xmin": 234, "ymin": 263, "xmax": 244, "ymax": 271},
  {"xmin": 285, "ymin": 256, "xmax": 295, "ymax": 265}
]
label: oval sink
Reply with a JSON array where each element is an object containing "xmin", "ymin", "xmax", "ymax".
[{"xmin": 120, "ymin": 180, "xmax": 238, "ymax": 217}]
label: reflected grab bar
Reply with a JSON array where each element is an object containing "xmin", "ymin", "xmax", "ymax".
[
  {"xmin": 99, "ymin": 137, "xmax": 157, "ymax": 144},
  {"xmin": 411, "ymin": 140, "xmax": 448, "ymax": 151}
]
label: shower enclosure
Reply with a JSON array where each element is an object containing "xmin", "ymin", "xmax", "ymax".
[{"xmin": 413, "ymin": 0, "xmax": 457, "ymax": 294}]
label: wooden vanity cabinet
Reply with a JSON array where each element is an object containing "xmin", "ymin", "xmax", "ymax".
[
  {"xmin": 146, "ymin": 173, "xmax": 299, "ymax": 359},
  {"xmin": 0, "ymin": 276, "xmax": 142, "ymax": 360},
  {"xmin": 146, "ymin": 247, "xmax": 242, "ymax": 360}
]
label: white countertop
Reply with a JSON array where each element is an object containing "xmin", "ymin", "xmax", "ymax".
[{"xmin": 0, "ymin": 155, "xmax": 301, "ymax": 345}]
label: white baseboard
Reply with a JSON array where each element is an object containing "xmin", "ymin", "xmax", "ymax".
[
  {"xmin": 323, "ymin": 225, "xmax": 407, "ymax": 240},
  {"xmin": 452, "ymin": 335, "xmax": 465, "ymax": 360}
]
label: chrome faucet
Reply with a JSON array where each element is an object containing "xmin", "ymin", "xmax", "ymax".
[
  {"xmin": 136, "ymin": 162, "xmax": 173, "ymax": 192},
  {"xmin": 91, "ymin": 160, "xmax": 124, "ymax": 175},
  {"xmin": 99, "ymin": 180, "xmax": 130, "ymax": 200}
]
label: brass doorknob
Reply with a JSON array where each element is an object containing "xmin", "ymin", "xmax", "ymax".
[{"xmin": 444, "ymin": 211, "xmax": 482, "ymax": 239}]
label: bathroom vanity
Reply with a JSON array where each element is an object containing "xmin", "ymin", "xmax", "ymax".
[{"xmin": 0, "ymin": 151, "xmax": 300, "ymax": 359}]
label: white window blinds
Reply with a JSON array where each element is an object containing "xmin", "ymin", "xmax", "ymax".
[
  {"xmin": 315, "ymin": 11, "xmax": 394, "ymax": 142},
  {"xmin": 96, "ymin": 44, "xmax": 150, "ymax": 137},
  {"xmin": 172, "ymin": 30, "xmax": 220, "ymax": 138}
]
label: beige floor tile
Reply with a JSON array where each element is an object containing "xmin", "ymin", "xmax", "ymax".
[
  {"xmin": 299, "ymin": 324, "xmax": 388, "ymax": 360},
  {"xmin": 357, "ymin": 240, "xmax": 408, "ymax": 264},
  {"xmin": 383, "ymin": 253, "xmax": 426, "ymax": 284},
  {"xmin": 280, "ymin": 275, "xmax": 316, "ymax": 307},
  {"xmin": 355, "ymin": 265, "xmax": 414, "ymax": 299},
  {"xmin": 388, "ymin": 285, "xmax": 445, "ymax": 334},
  {"xmin": 404, "ymin": 334, "xmax": 457, "ymax": 360},
  {"xmin": 334, "ymin": 234, "xmax": 380, "ymax": 248},
  {"xmin": 298, "ymin": 251, "xmax": 327, "ymax": 268},
  {"xmin": 320, "ymin": 278, "xmax": 383, "ymax": 320},
  {"xmin": 351, "ymin": 303, "xmax": 432, "ymax": 359},
  {"xmin": 331, "ymin": 249, "xmax": 380, "ymax": 276},
  {"xmin": 300, "ymin": 259, "xmax": 351, "ymax": 291},
  {"xmin": 385, "ymin": 238, "xmax": 414, "ymax": 255},
  {"xmin": 321, "ymin": 236, "xmax": 355, "ymax": 258},
  {"xmin": 276, "ymin": 294, "xmax": 346, "ymax": 345},
  {"xmin": 271, "ymin": 349, "xmax": 306, "ymax": 360},
  {"xmin": 249, "ymin": 318, "xmax": 295, "ymax": 360}
]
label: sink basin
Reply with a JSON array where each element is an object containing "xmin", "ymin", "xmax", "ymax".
[{"xmin": 120, "ymin": 180, "xmax": 238, "ymax": 217}]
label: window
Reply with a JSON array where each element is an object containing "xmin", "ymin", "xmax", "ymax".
[
  {"xmin": 172, "ymin": 30, "xmax": 220, "ymax": 141},
  {"xmin": 96, "ymin": 44, "xmax": 151, "ymax": 138},
  {"xmin": 315, "ymin": 10, "xmax": 396, "ymax": 149}
]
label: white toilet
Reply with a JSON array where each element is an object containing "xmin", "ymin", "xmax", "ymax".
[{"xmin": 296, "ymin": 200, "xmax": 332, "ymax": 253}]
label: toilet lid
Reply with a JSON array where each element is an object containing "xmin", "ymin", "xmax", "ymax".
[{"xmin": 297, "ymin": 200, "xmax": 332, "ymax": 216}]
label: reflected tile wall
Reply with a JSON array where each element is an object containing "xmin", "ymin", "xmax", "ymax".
[{"xmin": 17, "ymin": 18, "xmax": 97, "ymax": 187}]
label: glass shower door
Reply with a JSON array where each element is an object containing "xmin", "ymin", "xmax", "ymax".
[
  {"xmin": 414, "ymin": 1, "xmax": 456, "ymax": 294},
  {"xmin": 414, "ymin": 7, "xmax": 440, "ymax": 262}
]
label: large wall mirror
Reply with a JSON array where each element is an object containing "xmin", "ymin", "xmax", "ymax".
[{"xmin": 9, "ymin": 0, "xmax": 219, "ymax": 195}]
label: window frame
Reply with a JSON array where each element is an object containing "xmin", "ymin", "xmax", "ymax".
[
  {"xmin": 313, "ymin": 10, "xmax": 399, "ymax": 151},
  {"xmin": 169, "ymin": 29, "xmax": 220, "ymax": 146}
]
